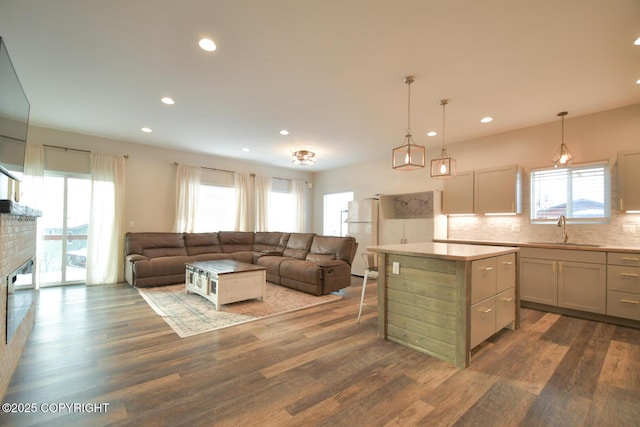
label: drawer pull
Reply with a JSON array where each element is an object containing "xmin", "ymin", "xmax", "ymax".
[
  {"xmin": 501, "ymin": 297, "xmax": 514, "ymax": 302},
  {"xmin": 483, "ymin": 267, "xmax": 494, "ymax": 271},
  {"xmin": 621, "ymin": 257, "xmax": 640, "ymax": 262},
  {"xmin": 620, "ymin": 299, "xmax": 639, "ymax": 305},
  {"xmin": 478, "ymin": 307, "xmax": 493, "ymax": 313},
  {"xmin": 620, "ymin": 273, "xmax": 639, "ymax": 278},
  {"xmin": 502, "ymin": 261, "xmax": 514, "ymax": 265}
]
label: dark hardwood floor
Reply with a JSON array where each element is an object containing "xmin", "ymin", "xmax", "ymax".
[{"xmin": 1, "ymin": 276, "xmax": 639, "ymax": 426}]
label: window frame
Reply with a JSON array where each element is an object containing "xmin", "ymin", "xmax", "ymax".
[{"xmin": 530, "ymin": 160, "xmax": 610, "ymax": 225}]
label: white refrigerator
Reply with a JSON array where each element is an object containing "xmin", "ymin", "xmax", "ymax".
[{"xmin": 347, "ymin": 199, "xmax": 379, "ymax": 276}]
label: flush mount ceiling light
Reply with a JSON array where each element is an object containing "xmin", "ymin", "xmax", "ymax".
[
  {"xmin": 292, "ymin": 150, "xmax": 315, "ymax": 165},
  {"xmin": 392, "ymin": 76, "xmax": 425, "ymax": 170},
  {"xmin": 141, "ymin": 127, "xmax": 152, "ymax": 133},
  {"xmin": 430, "ymin": 99, "xmax": 457, "ymax": 179},
  {"xmin": 553, "ymin": 111, "xmax": 574, "ymax": 168},
  {"xmin": 198, "ymin": 38, "xmax": 217, "ymax": 52},
  {"xmin": 161, "ymin": 97, "xmax": 175, "ymax": 105}
]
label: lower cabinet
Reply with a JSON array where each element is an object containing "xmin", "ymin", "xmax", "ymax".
[
  {"xmin": 520, "ymin": 248, "xmax": 606, "ymax": 315},
  {"xmin": 470, "ymin": 253, "xmax": 516, "ymax": 349},
  {"xmin": 607, "ymin": 252, "xmax": 640, "ymax": 321}
]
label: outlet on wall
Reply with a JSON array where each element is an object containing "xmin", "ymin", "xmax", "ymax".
[
  {"xmin": 622, "ymin": 224, "xmax": 636, "ymax": 235},
  {"xmin": 392, "ymin": 262, "xmax": 400, "ymax": 274}
]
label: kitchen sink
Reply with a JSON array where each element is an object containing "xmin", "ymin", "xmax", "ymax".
[{"xmin": 527, "ymin": 242, "xmax": 602, "ymax": 247}]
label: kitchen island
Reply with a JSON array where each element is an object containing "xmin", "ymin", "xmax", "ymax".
[{"xmin": 367, "ymin": 242, "xmax": 520, "ymax": 368}]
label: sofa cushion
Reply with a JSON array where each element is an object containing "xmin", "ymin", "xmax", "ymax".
[
  {"xmin": 133, "ymin": 255, "xmax": 192, "ymax": 278},
  {"xmin": 279, "ymin": 259, "xmax": 323, "ymax": 286},
  {"xmin": 219, "ymin": 231, "xmax": 255, "ymax": 253},
  {"xmin": 254, "ymin": 231, "xmax": 289, "ymax": 253},
  {"xmin": 309, "ymin": 235, "xmax": 357, "ymax": 264},
  {"xmin": 282, "ymin": 233, "xmax": 315, "ymax": 259},
  {"xmin": 255, "ymin": 255, "xmax": 287, "ymax": 279},
  {"xmin": 185, "ymin": 232, "xmax": 222, "ymax": 255},
  {"xmin": 125, "ymin": 232, "xmax": 187, "ymax": 258}
]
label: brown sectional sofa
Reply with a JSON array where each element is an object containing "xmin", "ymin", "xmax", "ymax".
[{"xmin": 124, "ymin": 231, "xmax": 358, "ymax": 295}]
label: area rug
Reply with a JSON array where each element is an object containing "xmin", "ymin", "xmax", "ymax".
[{"xmin": 138, "ymin": 283, "xmax": 342, "ymax": 338}]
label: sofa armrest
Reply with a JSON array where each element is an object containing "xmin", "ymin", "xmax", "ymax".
[
  {"xmin": 314, "ymin": 259, "xmax": 348, "ymax": 268},
  {"xmin": 125, "ymin": 254, "xmax": 149, "ymax": 286}
]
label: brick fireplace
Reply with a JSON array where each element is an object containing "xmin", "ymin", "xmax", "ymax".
[{"xmin": 0, "ymin": 201, "xmax": 40, "ymax": 400}]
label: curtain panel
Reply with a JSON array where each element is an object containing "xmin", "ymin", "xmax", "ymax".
[
  {"xmin": 86, "ymin": 153, "xmax": 126, "ymax": 285},
  {"xmin": 22, "ymin": 144, "xmax": 45, "ymax": 287},
  {"xmin": 254, "ymin": 175, "xmax": 272, "ymax": 231},
  {"xmin": 234, "ymin": 172, "xmax": 252, "ymax": 231},
  {"xmin": 173, "ymin": 164, "xmax": 201, "ymax": 232}
]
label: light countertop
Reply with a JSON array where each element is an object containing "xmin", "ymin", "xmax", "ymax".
[
  {"xmin": 367, "ymin": 242, "xmax": 519, "ymax": 261},
  {"xmin": 434, "ymin": 239, "xmax": 640, "ymax": 254}
]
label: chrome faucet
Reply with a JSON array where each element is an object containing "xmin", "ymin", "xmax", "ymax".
[{"xmin": 557, "ymin": 214, "xmax": 568, "ymax": 244}]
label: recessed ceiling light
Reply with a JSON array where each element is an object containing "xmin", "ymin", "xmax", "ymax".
[
  {"xmin": 242, "ymin": 147, "xmax": 250, "ymax": 152},
  {"xmin": 141, "ymin": 127, "xmax": 152, "ymax": 133},
  {"xmin": 427, "ymin": 131, "xmax": 438, "ymax": 137},
  {"xmin": 280, "ymin": 130, "xmax": 289, "ymax": 135},
  {"xmin": 480, "ymin": 117, "xmax": 493, "ymax": 123},
  {"xmin": 161, "ymin": 97, "xmax": 175, "ymax": 105},
  {"xmin": 636, "ymin": 78, "xmax": 640, "ymax": 84},
  {"xmin": 199, "ymin": 38, "xmax": 217, "ymax": 52},
  {"xmin": 634, "ymin": 37, "xmax": 640, "ymax": 45}
]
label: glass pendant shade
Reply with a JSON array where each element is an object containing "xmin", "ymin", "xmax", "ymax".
[
  {"xmin": 553, "ymin": 143, "xmax": 573, "ymax": 167},
  {"xmin": 430, "ymin": 148, "xmax": 457, "ymax": 178},
  {"xmin": 430, "ymin": 99, "xmax": 456, "ymax": 178},
  {"xmin": 553, "ymin": 111, "xmax": 573, "ymax": 168},
  {"xmin": 393, "ymin": 133, "xmax": 426, "ymax": 170},
  {"xmin": 392, "ymin": 75, "xmax": 425, "ymax": 170}
]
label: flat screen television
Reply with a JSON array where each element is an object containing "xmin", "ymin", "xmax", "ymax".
[{"xmin": 0, "ymin": 36, "xmax": 30, "ymax": 181}]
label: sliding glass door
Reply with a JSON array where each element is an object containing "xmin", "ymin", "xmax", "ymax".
[{"xmin": 40, "ymin": 173, "xmax": 91, "ymax": 286}]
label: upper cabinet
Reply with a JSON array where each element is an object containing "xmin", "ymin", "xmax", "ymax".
[
  {"xmin": 618, "ymin": 150, "xmax": 640, "ymax": 212},
  {"xmin": 442, "ymin": 171, "xmax": 474, "ymax": 214},
  {"xmin": 474, "ymin": 165, "xmax": 522, "ymax": 214}
]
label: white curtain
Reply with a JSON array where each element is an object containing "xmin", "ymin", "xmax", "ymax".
[
  {"xmin": 292, "ymin": 180, "xmax": 306, "ymax": 232},
  {"xmin": 255, "ymin": 175, "xmax": 272, "ymax": 231},
  {"xmin": 21, "ymin": 144, "xmax": 45, "ymax": 288},
  {"xmin": 173, "ymin": 164, "xmax": 201, "ymax": 232},
  {"xmin": 234, "ymin": 172, "xmax": 252, "ymax": 231},
  {"xmin": 86, "ymin": 153, "xmax": 126, "ymax": 285}
]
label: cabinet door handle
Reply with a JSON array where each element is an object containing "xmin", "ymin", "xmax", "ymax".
[
  {"xmin": 620, "ymin": 198, "xmax": 624, "ymax": 211},
  {"xmin": 620, "ymin": 299, "xmax": 639, "ymax": 305},
  {"xmin": 620, "ymin": 273, "xmax": 639, "ymax": 278},
  {"xmin": 558, "ymin": 262, "xmax": 563, "ymax": 274},
  {"xmin": 483, "ymin": 267, "xmax": 494, "ymax": 271},
  {"xmin": 501, "ymin": 297, "xmax": 514, "ymax": 302},
  {"xmin": 552, "ymin": 261, "xmax": 557, "ymax": 273},
  {"xmin": 478, "ymin": 307, "xmax": 493, "ymax": 313},
  {"xmin": 502, "ymin": 261, "xmax": 513, "ymax": 265}
]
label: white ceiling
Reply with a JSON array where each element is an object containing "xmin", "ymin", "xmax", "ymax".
[{"xmin": 1, "ymin": 0, "xmax": 639, "ymax": 171}]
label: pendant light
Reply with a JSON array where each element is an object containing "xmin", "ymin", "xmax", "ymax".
[
  {"xmin": 392, "ymin": 76, "xmax": 425, "ymax": 170},
  {"xmin": 553, "ymin": 111, "xmax": 573, "ymax": 168},
  {"xmin": 430, "ymin": 99, "xmax": 456, "ymax": 178}
]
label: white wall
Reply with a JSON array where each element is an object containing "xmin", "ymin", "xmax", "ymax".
[
  {"xmin": 25, "ymin": 126, "xmax": 313, "ymax": 233},
  {"xmin": 313, "ymin": 103, "xmax": 640, "ymax": 247}
]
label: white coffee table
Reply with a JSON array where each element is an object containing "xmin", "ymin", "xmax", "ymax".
[{"xmin": 185, "ymin": 260, "xmax": 266, "ymax": 310}]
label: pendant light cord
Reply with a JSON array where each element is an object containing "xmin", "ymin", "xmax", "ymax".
[{"xmin": 406, "ymin": 80, "xmax": 412, "ymax": 134}]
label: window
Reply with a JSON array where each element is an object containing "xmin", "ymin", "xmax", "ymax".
[
  {"xmin": 196, "ymin": 184, "xmax": 236, "ymax": 231},
  {"xmin": 269, "ymin": 191, "xmax": 295, "ymax": 232},
  {"xmin": 323, "ymin": 191, "xmax": 354, "ymax": 236},
  {"xmin": 530, "ymin": 162, "xmax": 610, "ymax": 224}
]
